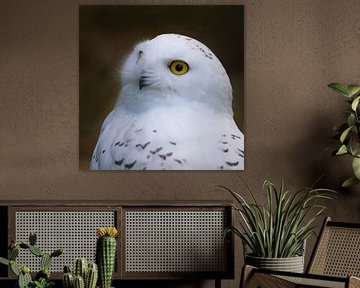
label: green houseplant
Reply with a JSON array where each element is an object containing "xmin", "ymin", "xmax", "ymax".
[
  {"xmin": 0, "ymin": 232, "xmax": 63, "ymax": 288},
  {"xmin": 221, "ymin": 179, "xmax": 334, "ymax": 272},
  {"xmin": 328, "ymin": 83, "xmax": 360, "ymax": 187}
]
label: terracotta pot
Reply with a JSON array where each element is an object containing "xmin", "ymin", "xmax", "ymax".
[{"xmin": 245, "ymin": 254, "xmax": 305, "ymax": 273}]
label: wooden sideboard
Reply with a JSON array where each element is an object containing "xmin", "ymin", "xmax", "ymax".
[{"xmin": 0, "ymin": 201, "xmax": 234, "ymax": 288}]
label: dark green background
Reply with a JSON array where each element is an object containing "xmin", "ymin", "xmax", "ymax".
[{"xmin": 79, "ymin": 5, "xmax": 244, "ymax": 169}]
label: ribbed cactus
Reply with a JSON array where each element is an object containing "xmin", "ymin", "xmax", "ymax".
[
  {"xmin": 74, "ymin": 258, "xmax": 88, "ymax": 279},
  {"xmin": 96, "ymin": 227, "xmax": 118, "ymax": 288},
  {"xmin": 85, "ymin": 262, "xmax": 98, "ymax": 288},
  {"xmin": 74, "ymin": 275, "xmax": 85, "ymax": 288},
  {"xmin": 63, "ymin": 272, "xmax": 74, "ymax": 288},
  {"xmin": 63, "ymin": 260, "xmax": 98, "ymax": 288}
]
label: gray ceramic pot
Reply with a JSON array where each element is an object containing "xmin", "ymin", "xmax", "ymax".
[{"xmin": 245, "ymin": 254, "xmax": 305, "ymax": 273}]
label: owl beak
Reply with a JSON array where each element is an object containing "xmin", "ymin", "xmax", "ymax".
[{"xmin": 139, "ymin": 75, "xmax": 150, "ymax": 90}]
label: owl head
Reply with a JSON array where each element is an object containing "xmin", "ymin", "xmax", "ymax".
[{"xmin": 117, "ymin": 34, "xmax": 234, "ymax": 116}]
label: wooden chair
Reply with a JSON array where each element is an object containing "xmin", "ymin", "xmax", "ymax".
[{"xmin": 241, "ymin": 217, "xmax": 360, "ymax": 288}]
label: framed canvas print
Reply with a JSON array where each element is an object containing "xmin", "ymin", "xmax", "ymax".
[{"xmin": 79, "ymin": 5, "xmax": 244, "ymax": 171}]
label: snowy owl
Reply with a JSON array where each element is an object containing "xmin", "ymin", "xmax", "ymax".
[{"xmin": 90, "ymin": 33, "xmax": 244, "ymax": 170}]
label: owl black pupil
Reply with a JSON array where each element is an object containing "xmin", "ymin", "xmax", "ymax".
[{"xmin": 175, "ymin": 64, "xmax": 183, "ymax": 71}]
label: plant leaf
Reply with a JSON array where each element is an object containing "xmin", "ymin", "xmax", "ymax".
[
  {"xmin": 336, "ymin": 144, "xmax": 348, "ymax": 155},
  {"xmin": 352, "ymin": 157, "xmax": 360, "ymax": 180},
  {"xmin": 347, "ymin": 85, "xmax": 360, "ymax": 97},
  {"xmin": 349, "ymin": 136, "xmax": 360, "ymax": 157},
  {"xmin": 347, "ymin": 114, "xmax": 356, "ymax": 128},
  {"xmin": 0, "ymin": 257, "xmax": 9, "ymax": 266},
  {"xmin": 342, "ymin": 177, "xmax": 360, "ymax": 188},
  {"xmin": 328, "ymin": 83, "xmax": 351, "ymax": 97},
  {"xmin": 340, "ymin": 126, "xmax": 353, "ymax": 143},
  {"xmin": 351, "ymin": 96, "xmax": 360, "ymax": 111}
]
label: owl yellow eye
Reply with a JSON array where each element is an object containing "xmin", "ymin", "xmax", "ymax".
[{"xmin": 169, "ymin": 60, "xmax": 189, "ymax": 75}]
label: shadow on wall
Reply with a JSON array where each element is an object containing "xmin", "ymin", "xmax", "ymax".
[
  {"xmin": 286, "ymin": 112, "xmax": 360, "ymax": 224},
  {"xmin": 79, "ymin": 5, "xmax": 244, "ymax": 169}
]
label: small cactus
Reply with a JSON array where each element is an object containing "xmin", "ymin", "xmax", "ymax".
[
  {"xmin": 51, "ymin": 248, "xmax": 64, "ymax": 257},
  {"xmin": 85, "ymin": 262, "xmax": 98, "ymax": 288},
  {"xmin": 29, "ymin": 232, "xmax": 37, "ymax": 246},
  {"xmin": 96, "ymin": 227, "xmax": 118, "ymax": 288},
  {"xmin": 18, "ymin": 268, "xmax": 32, "ymax": 288},
  {"xmin": 74, "ymin": 275, "xmax": 85, "ymax": 288},
  {"xmin": 0, "ymin": 232, "xmax": 64, "ymax": 288},
  {"xmin": 74, "ymin": 258, "xmax": 88, "ymax": 279},
  {"xmin": 63, "ymin": 272, "xmax": 74, "ymax": 288},
  {"xmin": 63, "ymin": 259, "xmax": 98, "ymax": 288},
  {"xmin": 9, "ymin": 246, "xmax": 19, "ymax": 260},
  {"xmin": 19, "ymin": 243, "xmax": 30, "ymax": 249},
  {"xmin": 29, "ymin": 245, "xmax": 44, "ymax": 257},
  {"xmin": 41, "ymin": 253, "xmax": 52, "ymax": 270},
  {"xmin": 10, "ymin": 260, "xmax": 20, "ymax": 276}
]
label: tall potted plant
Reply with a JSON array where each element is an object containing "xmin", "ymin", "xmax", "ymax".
[
  {"xmin": 221, "ymin": 179, "xmax": 334, "ymax": 273},
  {"xmin": 328, "ymin": 83, "xmax": 360, "ymax": 187}
]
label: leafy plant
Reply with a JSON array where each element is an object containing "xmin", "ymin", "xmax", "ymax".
[
  {"xmin": 0, "ymin": 232, "xmax": 63, "ymax": 288},
  {"xmin": 221, "ymin": 179, "xmax": 335, "ymax": 258},
  {"xmin": 329, "ymin": 83, "xmax": 360, "ymax": 187},
  {"xmin": 32, "ymin": 278, "xmax": 54, "ymax": 288}
]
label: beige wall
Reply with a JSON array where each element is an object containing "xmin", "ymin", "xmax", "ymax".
[{"xmin": 0, "ymin": 0, "xmax": 359, "ymax": 287}]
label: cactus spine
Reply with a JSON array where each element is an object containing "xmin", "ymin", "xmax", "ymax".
[{"xmin": 96, "ymin": 227, "xmax": 118, "ymax": 288}]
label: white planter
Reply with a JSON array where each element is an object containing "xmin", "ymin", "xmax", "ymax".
[{"xmin": 245, "ymin": 254, "xmax": 305, "ymax": 273}]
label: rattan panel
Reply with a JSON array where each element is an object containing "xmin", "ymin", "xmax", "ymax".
[
  {"xmin": 310, "ymin": 226, "xmax": 360, "ymax": 277},
  {"xmin": 15, "ymin": 211, "xmax": 115, "ymax": 272},
  {"xmin": 277, "ymin": 275, "xmax": 345, "ymax": 288},
  {"xmin": 125, "ymin": 210, "xmax": 227, "ymax": 273}
]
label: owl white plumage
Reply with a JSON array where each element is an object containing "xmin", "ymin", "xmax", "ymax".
[{"xmin": 90, "ymin": 33, "xmax": 244, "ymax": 170}]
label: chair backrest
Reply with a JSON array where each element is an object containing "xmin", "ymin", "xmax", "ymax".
[{"xmin": 307, "ymin": 217, "xmax": 360, "ymax": 277}]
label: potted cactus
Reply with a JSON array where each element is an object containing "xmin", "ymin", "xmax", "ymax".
[
  {"xmin": 96, "ymin": 227, "xmax": 118, "ymax": 288},
  {"xmin": 0, "ymin": 232, "xmax": 64, "ymax": 288},
  {"xmin": 62, "ymin": 258, "xmax": 98, "ymax": 288}
]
